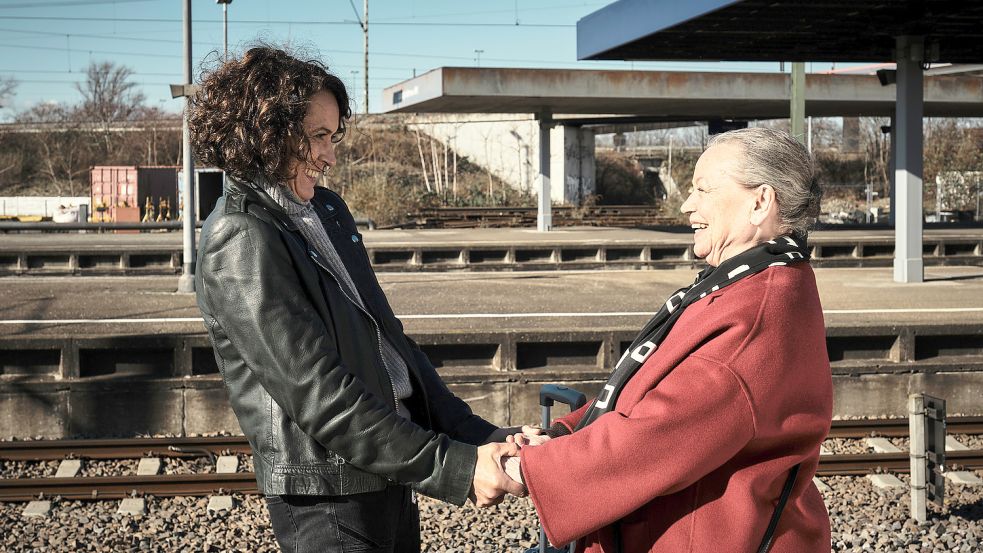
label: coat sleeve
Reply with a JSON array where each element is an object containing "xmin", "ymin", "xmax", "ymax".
[
  {"xmin": 197, "ymin": 215, "xmax": 476, "ymax": 505},
  {"xmin": 552, "ymin": 402, "xmax": 591, "ymax": 434},
  {"xmin": 519, "ymin": 354, "xmax": 757, "ymax": 545}
]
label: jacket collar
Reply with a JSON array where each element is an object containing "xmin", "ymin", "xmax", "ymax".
[{"xmin": 225, "ymin": 175, "xmax": 299, "ymax": 231}]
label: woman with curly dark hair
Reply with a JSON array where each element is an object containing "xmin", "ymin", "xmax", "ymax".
[{"xmin": 191, "ymin": 46, "xmax": 528, "ymax": 552}]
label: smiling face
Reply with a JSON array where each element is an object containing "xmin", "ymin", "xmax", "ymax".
[
  {"xmin": 680, "ymin": 142, "xmax": 774, "ymax": 267},
  {"xmin": 285, "ymin": 90, "xmax": 341, "ymax": 202}
]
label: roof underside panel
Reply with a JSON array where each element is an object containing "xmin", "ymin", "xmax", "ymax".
[{"xmin": 578, "ymin": 0, "xmax": 983, "ymax": 63}]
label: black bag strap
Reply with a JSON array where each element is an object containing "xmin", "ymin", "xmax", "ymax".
[{"xmin": 756, "ymin": 464, "xmax": 801, "ymax": 553}]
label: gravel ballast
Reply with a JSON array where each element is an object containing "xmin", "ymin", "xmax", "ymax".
[
  {"xmin": 2, "ymin": 433, "xmax": 981, "ymax": 551},
  {"xmin": 1, "ymin": 473, "xmax": 981, "ymax": 552}
]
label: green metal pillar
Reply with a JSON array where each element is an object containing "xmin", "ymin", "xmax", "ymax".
[{"xmin": 790, "ymin": 62, "xmax": 806, "ymax": 144}]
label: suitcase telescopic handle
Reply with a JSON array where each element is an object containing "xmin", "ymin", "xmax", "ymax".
[
  {"xmin": 539, "ymin": 384, "xmax": 587, "ymax": 410},
  {"xmin": 529, "ymin": 384, "xmax": 585, "ymax": 553}
]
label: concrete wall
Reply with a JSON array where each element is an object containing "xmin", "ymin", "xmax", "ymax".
[
  {"xmin": 3, "ymin": 323, "xmax": 983, "ymax": 438},
  {"xmin": 0, "ymin": 196, "xmax": 89, "ymax": 218},
  {"xmin": 7, "ymin": 369, "xmax": 983, "ymax": 438},
  {"xmin": 407, "ymin": 114, "xmax": 595, "ymax": 205}
]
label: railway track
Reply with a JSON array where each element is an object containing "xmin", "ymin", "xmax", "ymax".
[
  {"xmin": 0, "ymin": 436, "xmax": 251, "ymax": 462},
  {"xmin": 2, "ymin": 419, "xmax": 981, "ymax": 501},
  {"xmin": 2, "ymin": 451, "xmax": 981, "ymax": 501},
  {"xmin": 4, "ymin": 417, "xmax": 981, "ymax": 462},
  {"xmin": 397, "ymin": 205, "xmax": 681, "ymax": 229},
  {"xmin": 826, "ymin": 416, "xmax": 983, "ymax": 438}
]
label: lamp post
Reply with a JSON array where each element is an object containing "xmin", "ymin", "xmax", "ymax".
[
  {"xmin": 176, "ymin": 0, "xmax": 196, "ymax": 293},
  {"xmin": 216, "ymin": 0, "xmax": 232, "ymax": 59}
]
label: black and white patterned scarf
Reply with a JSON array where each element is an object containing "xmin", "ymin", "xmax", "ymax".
[{"xmin": 574, "ymin": 236, "xmax": 810, "ymax": 431}]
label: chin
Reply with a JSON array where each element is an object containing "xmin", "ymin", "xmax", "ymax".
[
  {"xmin": 297, "ymin": 187, "xmax": 315, "ymax": 202},
  {"xmin": 292, "ymin": 177, "xmax": 316, "ymax": 201}
]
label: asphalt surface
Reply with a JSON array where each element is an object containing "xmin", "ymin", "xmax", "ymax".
[{"xmin": 1, "ymin": 266, "xmax": 981, "ymax": 339}]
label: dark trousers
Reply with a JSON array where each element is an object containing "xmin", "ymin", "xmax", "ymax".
[{"xmin": 266, "ymin": 486, "xmax": 421, "ymax": 553}]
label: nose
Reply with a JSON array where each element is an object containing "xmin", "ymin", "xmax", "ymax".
[
  {"xmin": 321, "ymin": 141, "xmax": 337, "ymax": 168},
  {"xmin": 680, "ymin": 190, "xmax": 696, "ymax": 215}
]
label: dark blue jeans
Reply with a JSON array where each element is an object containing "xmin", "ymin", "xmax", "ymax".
[{"xmin": 266, "ymin": 486, "xmax": 421, "ymax": 553}]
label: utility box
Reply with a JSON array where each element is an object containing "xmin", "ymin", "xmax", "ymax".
[{"xmin": 89, "ymin": 166, "xmax": 179, "ymax": 223}]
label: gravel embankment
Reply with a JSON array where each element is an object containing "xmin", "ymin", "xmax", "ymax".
[
  {"xmin": 2, "ymin": 433, "xmax": 981, "ymax": 551},
  {"xmin": 824, "ymin": 474, "xmax": 983, "ymax": 552},
  {"xmin": 0, "ymin": 454, "xmax": 254, "ymax": 480},
  {"xmin": 1, "ymin": 474, "xmax": 981, "ymax": 552}
]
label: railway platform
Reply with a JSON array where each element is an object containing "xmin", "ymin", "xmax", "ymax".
[
  {"xmin": 1, "ymin": 265, "xmax": 982, "ymax": 438},
  {"xmin": 1, "ymin": 227, "xmax": 982, "ymax": 275}
]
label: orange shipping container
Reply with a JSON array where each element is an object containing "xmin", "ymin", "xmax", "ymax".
[{"xmin": 89, "ymin": 166, "xmax": 179, "ymax": 223}]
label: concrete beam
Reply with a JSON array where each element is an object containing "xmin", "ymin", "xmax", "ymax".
[{"xmin": 382, "ymin": 67, "xmax": 983, "ymax": 119}]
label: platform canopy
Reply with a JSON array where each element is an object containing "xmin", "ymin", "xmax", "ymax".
[
  {"xmin": 577, "ymin": 0, "xmax": 983, "ymax": 62},
  {"xmin": 382, "ymin": 67, "xmax": 983, "ymax": 119}
]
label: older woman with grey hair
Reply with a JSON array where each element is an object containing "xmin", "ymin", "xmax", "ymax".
[{"xmin": 506, "ymin": 127, "xmax": 833, "ymax": 553}]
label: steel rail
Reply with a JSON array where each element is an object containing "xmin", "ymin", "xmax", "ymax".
[
  {"xmin": 0, "ymin": 473, "xmax": 256, "ymax": 501},
  {"xmin": 1, "ymin": 451, "xmax": 981, "ymax": 501},
  {"xmin": 4, "ymin": 418, "xmax": 982, "ymax": 462},
  {"xmin": 826, "ymin": 416, "xmax": 983, "ymax": 438},
  {"xmin": 0, "ymin": 436, "xmax": 251, "ymax": 461},
  {"xmin": 816, "ymin": 450, "xmax": 983, "ymax": 477}
]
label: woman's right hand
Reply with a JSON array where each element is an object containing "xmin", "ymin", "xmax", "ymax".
[
  {"xmin": 469, "ymin": 442, "xmax": 525, "ymax": 507},
  {"xmin": 507, "ymin": 426, "xmax": 552, "ymax": 448}
]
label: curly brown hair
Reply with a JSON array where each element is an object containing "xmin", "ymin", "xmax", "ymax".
[{"xmin": 189, "ymin": 45, "xmax": 352, "ymax": 184}]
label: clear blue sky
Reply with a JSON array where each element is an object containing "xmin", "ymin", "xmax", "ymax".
[{"xmin": 0, "ymin": 0, "xmax": 847, "ymax": 121}]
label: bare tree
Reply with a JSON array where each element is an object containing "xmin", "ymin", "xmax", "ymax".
[
  {"xmin": 14, "ymin": 103, "xmax": 91, "ymax": 196},
  {"xmin": 924, "ymin": 118, "xmax": 983, "ymax": 212},
  {"xmin": 74, "ymin": 61, "xmax": 147, "ymax": 162},
  {"xmin": 75, "ymin": 61, "xmax": 145, "ymax": 122},
  {"xmin": 0, "ymin": 76, "xmax": 16, "ymax": 109},
  {"xmin": 0, "ymin": 77, "xmax": 19, "ymax": 179},
  {"xmin": 859, "ymin": 117, "xmax": 891, "ymax": 198}
]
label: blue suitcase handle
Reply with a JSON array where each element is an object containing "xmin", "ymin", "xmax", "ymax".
[{"xmin": 539, "ymin": 384, "xmax": 587, "ymax": 410}]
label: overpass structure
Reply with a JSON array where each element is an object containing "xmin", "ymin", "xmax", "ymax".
[
  {"xmin": 576, "ymin": 0, "xmax": 983, "ymax": 283},
  {"xmin": 383, "ymin": 67, "xmax": 983, "ymax": 239}
]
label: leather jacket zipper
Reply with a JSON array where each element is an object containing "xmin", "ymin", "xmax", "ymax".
[{"xmin": 307, "ymin": 252, "xmax": 400, "ymax": 412}]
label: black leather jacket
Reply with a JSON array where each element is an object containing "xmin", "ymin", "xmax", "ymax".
[{"xmin": 195, "ymin": 178, "xmax": 496, "ymax": 506}]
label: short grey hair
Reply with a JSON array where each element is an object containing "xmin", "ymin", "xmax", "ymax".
[{"xmin": 706, "ymin": 127, "xmax": 821, "ymax": 240}]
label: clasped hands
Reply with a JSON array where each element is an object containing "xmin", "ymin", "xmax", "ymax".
[{"xmin": 469, "ymin": 425, "xmax": 552, "ymax": 507}]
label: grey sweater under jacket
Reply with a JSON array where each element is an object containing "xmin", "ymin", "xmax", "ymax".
[{"xmin": 262, "ymin": 181, "xmax": 413, "ymax": 417}]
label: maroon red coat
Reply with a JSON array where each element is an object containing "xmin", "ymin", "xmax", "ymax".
[{"xmin": 520, "ymin": 263, "xmax": 833, "ymax": 553}]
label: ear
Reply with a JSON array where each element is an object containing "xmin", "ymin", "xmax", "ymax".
[{"xmin": 748, "ymin": 184, "xmax": 777, "ymax": 226}]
